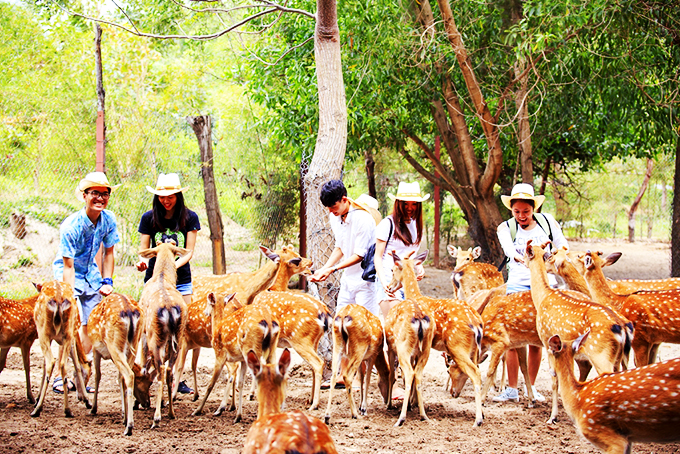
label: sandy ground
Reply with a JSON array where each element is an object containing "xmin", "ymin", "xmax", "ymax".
[{"xmin": 1, "ymin": 239, "xmax": 679, "ymax": 453}]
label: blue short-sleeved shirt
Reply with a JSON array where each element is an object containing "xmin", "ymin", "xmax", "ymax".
[{"xmin": 53, "ymin": 209, "xmax": 120, "ymax": 294}]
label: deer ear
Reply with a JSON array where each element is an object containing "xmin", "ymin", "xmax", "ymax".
[
  {"xmin": 246, "ymin": 350, "xmax": 261, "ymax": 376},
  {"xmin": 604, "ymin": 252, "xmax": 622, "ymax": 267},
  {"xmin": 547, "ymin": 335, "xmax": 563, "ymax": 354},
  {"xmin": 260, "ymin": 245, "xmax": 280, "ymax": 263},
  {"xmin": 288, "ymin": 257, "xmax": 302, "ymax": 266},
  {"xmin": 525, "ymin": 241, "xmax": 535, "ymax": 259},
  {"xmin": 208, "ymin": 292, "xmax": 216, "ymax": 306},
  {"xmin": 33, "ymin": 282, "xmax": 43, "ymax": 292},
  {"xmin": 278, "ymin": 348, "xmax": 292, "ymax": 376},
  {"xmin": 472, "ymin": 246, "xmax": 481, "ymax": 259},
  {"xmin": 447, "ymin": 245, "xmax": 457, "ymax": 257},
  {"xmin": 391, "ymin": 251, "xmax": 402, "ymax": 267},
  {"xmin": 414, "ymin": 250, "xmax": 429, "ymax": 265},
  {"xmin": 542, "ymin": 251, "xmax": 551, "ymax": 263},
  {"xmin": 584, "ymin": 255, "xmax": 594, "ymax": 270},
  {"xmin": 572, "ymin": 329, "xmax": 591, "ymax": 353}
]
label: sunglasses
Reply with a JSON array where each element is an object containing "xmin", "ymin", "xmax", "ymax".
[{"xmin": 86, "ymin": 190, "xmax": 111, "ymax": 200}]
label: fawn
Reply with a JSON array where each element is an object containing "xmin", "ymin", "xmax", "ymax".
[
  {"xmin": 31, "ymin": 281, "xmax": 92, "ymax": 417},
  {"xmin": 192, "ymin": 292, "xmax": 279, "ymax": 422},
  {"xmin": 324, "ymin": 304, "xmax": 390, "ymax": 423},
  {"xmin": 138, "ymin": 242, "xmax": 189, "ymax": 428},
  {"xmin": 0, "ymin": 292, "xmax": 39, "ymax": 404},
  {"xmin": 390, "ymin": 250, "xmax": 485, "ymax": 426},
  {"xmin": 243, "ymin": 349, "xmax": 338, "ymax": 454},
  {"xmin": 448, "ymin": 245, "xmax": 504, "ymax": 301},
  {"xmin": 384, "ymin": 297, "xmax": 435, "ymax": 427},
  {"xmin": 548, "ymin": 330, "xmax": 680, "ymax": 454},
  {"xmin": 87, "ymin": 292, "xmax": 145, "ymax": 435}
]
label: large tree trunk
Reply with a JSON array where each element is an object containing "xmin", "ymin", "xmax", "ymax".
[
  {"xmin": 515, "ymin": 58, "xmax": 533, "ymax": 183},
  {"xmin": 672, "ymin": 137, "xmax": 680, "ymax": 276},
  {"xmin": 188, "ymin": 115, "xmax": 226, "ymax": 275},
  {"xmin": 627, "ymin": 158, "xmax": 654, "ymax": 243},
  {"xmin": 303, "ymin": 0, "xmax": 347, "ymax": 311}
]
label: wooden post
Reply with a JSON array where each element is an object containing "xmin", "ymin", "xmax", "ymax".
[
  {"xmin": 433, "ymin": 136, "xmax": 441, "ymax": 267},
  {"xmin": 94, "ymin": 24, "xmax": 106, "ymax": 173},
  {"xmin": 187, "ymin": 115, "xmax": 226, "ymax": 275}
]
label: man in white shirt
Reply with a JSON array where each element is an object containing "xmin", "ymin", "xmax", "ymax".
[{"xmin": 311, "ymin": 179, "xmax": 379, "ymax": 315}]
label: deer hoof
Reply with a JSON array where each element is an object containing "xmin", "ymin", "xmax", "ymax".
[
  {"xmin": 124, "ymin": 425, "xmax": 133, "ymax": 436},
  {"xmin": 30, "ymin": 408, "xmax": 41, "ymax": 418},
  {"xmin": 64, "ymin": 408, "xmax": 74, "ymax": 418},
  {"xmin": 192, "ymin": 394, "xmax": 199, "ymax": 402},
  {"xmin": 89, "ymin": 407, "xmax": 97, "ymax": 416},
  {"xmin": 394, "ymin": 418, "xmax": 405, "ymax": 427},
  {"xmin": 213, "ymin": 407, "xmax": 225, "ymax": 417},
  {"xmin": 234, "ymin": 414, "xmax": 242, "ymax": 424},
  {"xmin": 324, "ymin": 415, "xmax": 331, "ymax": 425}
]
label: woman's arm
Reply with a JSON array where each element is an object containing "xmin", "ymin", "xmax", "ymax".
[
  {"xmin": 174, "ymin": 230, "xmax": 197, "ymax": 268},
  {"xmin": 374, "ymin": 239, "xmax": 395, "ymax": 296},
  {"xmin": 497, "ymin": 221, "xmax": 523, "ymax": 264}
]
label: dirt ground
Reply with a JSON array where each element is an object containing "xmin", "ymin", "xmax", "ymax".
[{"xmin": 1, "ymin": 239, "xmax": 679, "ymax": 454}]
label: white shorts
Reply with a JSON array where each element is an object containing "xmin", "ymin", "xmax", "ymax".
[{"xmin": 336, "ymin": 277, "xmax": 379, "ymax": 316}]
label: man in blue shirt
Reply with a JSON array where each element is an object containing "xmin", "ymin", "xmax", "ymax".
[{"xmin": 53, "ymin": 172, "xmax": 120, "ymax": 356}]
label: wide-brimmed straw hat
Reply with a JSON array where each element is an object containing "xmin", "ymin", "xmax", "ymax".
[
  {"xmin": 74, "ymin": 172, "xmax": 120, "ymax": 202},
  {"xmin": 501, "ymin": 183, "xmax": 545, "ymax": 211},
  {"xmin": 387, "ymin": 182, "xmax": 430, "ymax": 203},
  {"xmin": 146, "ymin": 173, "xmax": 189, "ymax": 197}
]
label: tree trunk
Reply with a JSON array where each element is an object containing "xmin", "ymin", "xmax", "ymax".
[
  {"xmin": 365, "ymin": 149, "xmax": 376, "ymax": 199},
  {"xmin": 672, "ymin": 137, "xmax": 680, "ymax": 276},
  {"xmin": 94, "ymin": 24, "xmax": 106, "ymax": 172},
  {"xmin": 627, "ymin": 158, "xmax": 654, "ymax": 243},
  {"xmin": 514, "ymin": 58, "xmax": 533, "ymax": 183},
  {"xmin": 187, "ymin": 115, "xmax": 226, "ymax": 275},
  {"xmin": 303, "ymin": 0, "xmax": 347, "ymax": 311}
]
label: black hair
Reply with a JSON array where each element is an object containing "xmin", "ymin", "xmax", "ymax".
[
  {"xmin": 510, "ymin": 198, "xmax": 535, "ymax": 209},
  {"xmin": 320, "ymin": 179, "xmax": 347, "ymax": 207},
  {"xmin": 151, "ymin": 192, "xmax": 188, "ymax": 231}
]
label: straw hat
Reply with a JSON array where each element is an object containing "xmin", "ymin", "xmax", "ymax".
[
  {"xmin": 146, "ymin": 173, "xmax": 189, "ymax": 197},
  {"xmin": 501, "ymin": 183, "xmax": 545, "ymax": 210},
  {"xmin": 351, "ymin": 193, "xmax": 382, "ymax": 224},
  {"xmin": 74, "ymin": 172, "xmax": 120, "ymax": 202},
  {"xmin": 387, "ymin": 182, "xmax": 430, "ymax": 202}
]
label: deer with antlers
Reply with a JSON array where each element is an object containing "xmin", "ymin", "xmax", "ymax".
[
  {"xmin": 191, "ymin": 292, "xmax": 279, "ymax": 422},
  {"xmin": 547, "ymin": 330, "xmax": 680, "ymax": 454},
  {"xmin": 390, "ymin": 250, "xmax": 485, "ymax": 426},
  {"xmin": 243, "ymin": 349, "xmax": 338, "ymax": 454},
  {"xmin": 87, "ymin": 292, "xmax": 146, "ymax": 435},
  {"xmin": 324, "ymin": 304, "xmax": 390, "ymax": 423},
  {"xmin": 448, "ymin": 245, "xmax": 504, "ymax": 301},
  {"xmin": 173, "ymin": 245, "xmax": 310, "ymax": 400},
  {"xmin": 578, "ymin": 250, "xmax": 680, "ymax": 367},
  {"xmin": 0, "ymin": 292, "xmax": 39, "ymax": 404},
  {"xmin": 138, "ymin": 242, "xmax": 189, "ymax": 428},
  {"xmin": 30, "ymin": 281, "xmax": 92, "ymax": 417},
  {"xmin": 524, "ymin": 241, "xmax": 629, "ymax": 424}
]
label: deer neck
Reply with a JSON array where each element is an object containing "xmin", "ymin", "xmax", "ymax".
[
  {"xmin": 242, "ymin": 261, "xmax": 281, "ymax": 303},
  {"xmin": 559, "ymin": 261, "xmax": 591, "ymax": 296},
  {"xmin": 552, "ymin": 350, "xmax": 584, "ymax": 418},
  {"xmin": 527, "ymin": 255, "xmax": 552, "ymax": 310},
  {"xmin": 401, "ymin": 265, "xmax": 422, "ymax": 299},
  {"xmin": 269, "ymin": 263, "xmax": 292, "ymax": 292},
  {"xmin": 583, "ymin": 265, "xmax": 618, "ymax": 309},
  {"xmin": 152, "ymin": 247, "xmax": 178, "ymax": 285}
]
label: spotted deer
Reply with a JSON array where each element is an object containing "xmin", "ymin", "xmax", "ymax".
[
  {"xmin": 192, "ymin": 292, "xmax": 279, "ymax": 423},
  {"xmin": 448, "ymin": 245, "xmax": 504, "ymax": 301},
  {"xmin": 251, "ymin": 287, "xmax": 331, "ymax": 411},
  {"xmin": 138, "ymin": 242, "xmax": 189, "ymax": 428},
  {"xmin": 87, "ymin": 292, "xmax": 144, "ymax": 436},
  {"xmin": 243, "ymin": 349, "xmax": 338, "ymax": 454},
  {"xmin": 390, "ymin": 250, "xmax": 484, "ymax": 427},
  {"xmin": 579, "ymin": 251, "xmax": 680, "ymax": 367},
  {"xmin": 547, "ymin": 330, "xmax": 680, "ymax": 454},
  {"xmin": 525, "ymin": 241, "xmax": 628, "ymax": 424},
  {"xmin": 384, "ymin": 297, "xmax": 435, "ymax": 427},
  {"xmin": 324, "ymin": 304, "xmax": 390, "ymax": 423},
  {"xmin": 31, "ymin": 281, "xmax": 92, "ymax": 417},
  {"xmin": 173, "ymin": 245, "xmax": 310, "ymax": 400},
  {"xmin": 0, "ymin": 292, "xmax": 39, "ymax": 404}
]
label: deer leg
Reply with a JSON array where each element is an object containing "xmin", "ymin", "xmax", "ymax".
[
  {"xmin": 110, "ymin": 347, "xmax": 135, "ymax": 435},
  {"xmin": 395, "ymin": 358, "xmax": 415, "ymax": 427},
  {"xmin": 192, "ymin": 352, "xmax": 227, "ymax": 416},
  {"xmin": 233, "ymin": 359, "xmax": 248, "ymax": 423},
  {"xmin": 648, "ymin": 344, "xmax": 660, "ymax": 364},
  {"xmin": 413, "ymin": 357, "xmax": 429, "ymax": 423},
  {"xmin": 324, "ymin": 336, "xmax": 343, "ymax": 424},
  {"xmin": 343, "ymin": 348, "xmax": 366, "ymax": 419},
  {"xmin": 59, "ymin": 344, "xmax": 73, "ymax": 418},
  {"xmin": 359, "ymin": 357, "xmax": 374, "ymax": 416},
  {"xmin": 546, "ymin": 354, "xmax": 559, "ymax": 425},
  {"xmin": 68, "ymin": 342, "xmax": 90, "ymax": 409},
  {"xmin": 386, "ymin": 347, "xmax": 397, "ymax": 409},
  {"xmin": 17, "ymin": 345, "xmax": 35, "ymax": 405},
  {"xmin": 31, "ymin": 338, "xmax": 55, "ymax": 417},
  {"xmin": 292, "ymin": 341, "xmax": 324, "ymax": 410},
  {"xmin": 89, "ymin": 352, "xmax": 102, "ymax": 416},
  {"xmin": 191, "ymin": 347, "xmax": 201, "ymax": 401},
  {"xmin": 152, "ymin": 364, "xmax": 166, "ymax": 428},
  {"xmin": 171, "ymin": 339, "xmax": 189, "ymax": 401},
  {"xmin": 451, "ymin": 351, "xmax": 484, "ymax": 427},
  {"xmin": 482, "ymin": 345, "xmax": 505, "ymax": 401},
  {"xmin": 516, "ymin": 346, "xmax": 535, "ymax": 407},
  {"xmin": 633, "ymin": 339, "xmax": 652, "ymax": 368}
]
